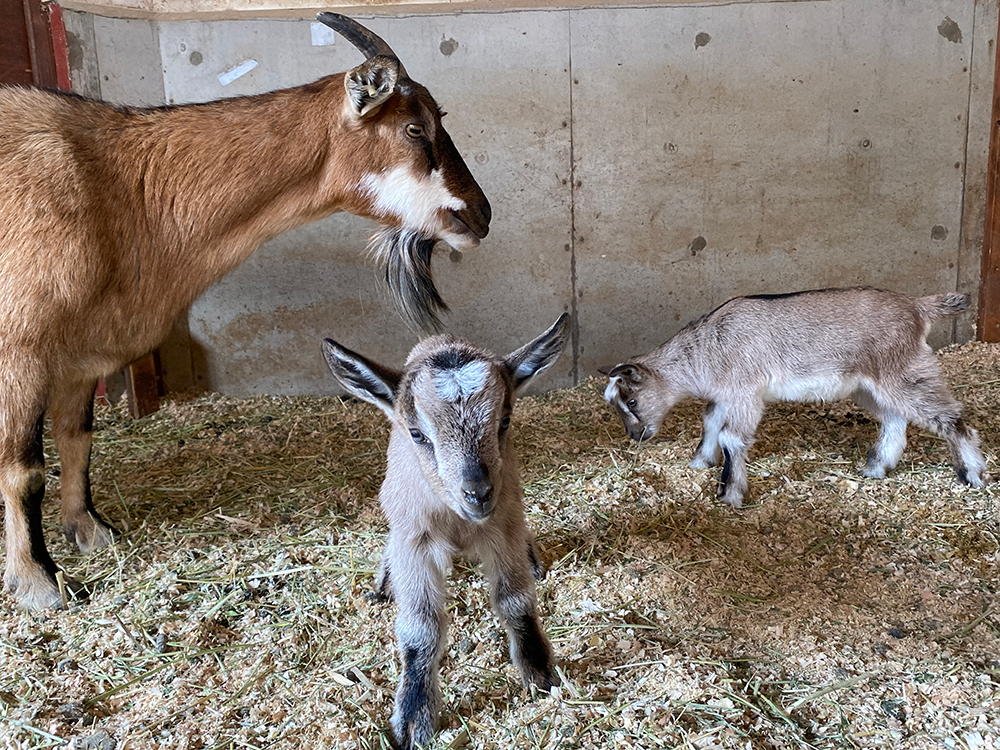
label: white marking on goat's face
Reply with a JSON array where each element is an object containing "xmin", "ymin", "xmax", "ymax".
[
  {"xmin": 433, "ymin": 361, "xmax": 490, "ymax": 403},
  {"xmin": 361, "ymin": 166, "xmax": 474, "ymax": 248}
]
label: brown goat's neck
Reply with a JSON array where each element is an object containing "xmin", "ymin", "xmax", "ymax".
[
  {"xmin": 119, "ymin": 78, "xmax": 349, "ymax": 295},
  {"xmin": 67, "ymin": 77, "xmax": 365, "ymax": 364}
]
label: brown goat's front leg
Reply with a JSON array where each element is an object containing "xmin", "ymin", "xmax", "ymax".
[
  {"xmin": 51, "ymin": 381, "xmax": 118, "ymax": 554},
  {"xmin": 389, "ymin": 542, "xmax": 447, "ymax": 750},
  {"xmin": 2, "ymin": 412, "xmax": 65, "ymax": 610},
  {"xmin": 485, "ymin": 530, "xmax": 558, "ymax": 692}
]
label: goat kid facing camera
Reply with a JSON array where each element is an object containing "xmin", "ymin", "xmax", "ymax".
[
  {"xmin": 322, "ymin": 314, "xmax": 569, "ymax": 749},
  {"xmin": 602, "ymin": 287, "xmax": 986, "ymax": 508}
]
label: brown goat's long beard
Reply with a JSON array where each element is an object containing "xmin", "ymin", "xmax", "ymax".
[{"xmin": 369, "ymin": 227, "xmax": 449, "ymax": 334}]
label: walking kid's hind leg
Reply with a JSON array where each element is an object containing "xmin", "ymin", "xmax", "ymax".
[
  {"xmin": 918, "ymin": 412, "xmax": 985, "ymax": 487},
  {"xmin": 2, "ymin": 411, "xmax": 64, "ymax": 610},
  {"xmin": 852, "ymin": 389, "xmax": 908, "ymax": 479},
  {"xmin": 877, "ymin": 374, "xmax": 986, "ymax": 487},
  {"xmin": 366, "ymin": 551, "xmax": 393, "ymax": 603},
  {"xmin": 51, "ymin": 380, "xmax": 118, "ymax": 553}
]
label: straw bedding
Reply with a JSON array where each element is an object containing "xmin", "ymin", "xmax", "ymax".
[{"xmin": 1, "ymin": 343, "xmax": 998, "ymax": 749}]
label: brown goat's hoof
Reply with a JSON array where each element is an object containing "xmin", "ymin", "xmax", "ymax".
[
  {"xmin": 65, "ymin": 516, "xmax": 119, "ymax": 555},
  {"xmin": 5, "ymin": 567, "xmax": 84, "ymax": 611}
]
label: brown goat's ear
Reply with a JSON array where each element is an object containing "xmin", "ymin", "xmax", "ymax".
[
  {"xmin": 344, "ymin": 55, "xmax": 399, "ymax": 117},
  {"xmin": 322, "ymin": 338, "xmax": 400, "ymax": 418},
  {"xmin": 504, "ymin": 313, "xmax": 571, "ymax": 394},
  {"xmin": 596, "ymin": 364, "xmax": 615, "ymax": 376},
  {"xmin": 607, "ymin": 363, "xmax": 647, "ymax": 385}
]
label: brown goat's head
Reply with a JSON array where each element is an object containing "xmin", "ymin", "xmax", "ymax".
[
  {"xmin": 322, "ymin": 314, "xmax": 570, "ymax": 523},
  {"xmin": 318, "ymin": 13, "xmax": 491, "ymax": 332}
]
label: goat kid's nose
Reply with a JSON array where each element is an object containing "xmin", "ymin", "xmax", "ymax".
[{"xmin": 461, "ymin": 478, "xmax": 493, "ymax": 507}]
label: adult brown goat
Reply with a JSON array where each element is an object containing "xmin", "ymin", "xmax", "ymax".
[{"xmin": 0, "ymin": 13, "xmax": 491, "ymax": 611}]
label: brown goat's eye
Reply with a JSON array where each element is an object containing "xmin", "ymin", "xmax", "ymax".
[
  {"xmin": 499, "ymin": 416, "xmax": 511, "ymax": 434},
  {"xmin": 409, "ymin": 428, "xmax": 426, "ymax": 444},
  {"xmin": 627, "ymin": 399, "xmax": 637, "ymax": 409},
  {"xmin": 405, "ymin": 124, "xmax": 424, "ymax": 138}
]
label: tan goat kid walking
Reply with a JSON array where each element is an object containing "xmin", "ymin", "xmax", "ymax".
[
  {"xmin": 0, "ymin": 13, "xmax": 491, "ymax": 611},
  {"xmin": 602, "ymin": 287, "xmax": 987, "ymax": 507},
  {"xmin": 322, "ymin": 314, "xmax": 569, "ymax": 749}
]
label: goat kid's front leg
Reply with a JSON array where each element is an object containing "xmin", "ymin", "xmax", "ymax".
[
  {"xmin": 367, "ymin": 554, "xmax": 393, "ymax": 603},
  {"xmin": 485, "ymin": 534, "xmax": 558, "ymax": 692},
  {"xmin": 390, "ymin": 545, "xmax": 447, "ymax": 750},
  {"xmin": 715, "ymin": 407, "xmax": 761, "ymax": 508},
  {"xmin": 689, "ymin": 402, "xmax": 724, "ymax": 469},
  {"xmin": 52, "ymin": 381, "xmax": 118, "ymax": 554}
]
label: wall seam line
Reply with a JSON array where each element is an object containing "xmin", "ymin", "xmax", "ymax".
[
  {"xmin": 955, "ymin": 1, "xmax": 980, "ymax": 343},
  {"xmin": 567, "ymin": 10, "xmax": 579, "ymax": 385}
]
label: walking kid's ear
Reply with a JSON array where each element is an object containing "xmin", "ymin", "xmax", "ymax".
[
  {"xmin": 604, "ymin": 363, "xmax": 649, "ymax": 385},
  {"xmin": 322, "ymin": 338, "xmax": 401, "ymax": 418},
  {"xmin": 503, "ymin": 313, "xmax": 571, "ymax": 395}
]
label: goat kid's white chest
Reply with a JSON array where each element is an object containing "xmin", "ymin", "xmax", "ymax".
[{"xmin": 361, "ymin": 165, "xmax": 465, "ymax": 238}]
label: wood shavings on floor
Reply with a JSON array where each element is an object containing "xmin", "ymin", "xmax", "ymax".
[{"xmin": 1, "ymin": 343, "xmax": 998, "ymax": 750}]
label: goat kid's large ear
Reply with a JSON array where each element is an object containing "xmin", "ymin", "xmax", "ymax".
[
  {"xmin": 344, "ymin": 56, "xmax": 400, "ymax": 117},
  {"xmin": 322, "ymin": 338, "xmax": 401, "ymax": 418},
  {"xmin": 504, "ymin": 313, "xmax": 571, "ymax": 394},
  {"xmin": 605, "ymin": 363, "xmax": 648, "ymax": 384}
]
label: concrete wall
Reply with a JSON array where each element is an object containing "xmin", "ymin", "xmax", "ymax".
[{"xmin": 63, "ymin": 0, "xmax": 997, "ymax": 397}]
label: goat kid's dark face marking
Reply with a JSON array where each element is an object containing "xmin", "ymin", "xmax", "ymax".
[{"xmin": 400, "ymin": 350, "xmax": 512, "ymax": 523}]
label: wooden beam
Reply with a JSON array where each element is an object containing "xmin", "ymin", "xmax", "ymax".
[
  {"xmin": 22, "ymin": 0, "xmax": 58, "ymax": 88},
  {"xmin": 978, "ymin": 7, "xmax": 1000, "ymax": 342},
  {"xmin": 125, "ymin": 353, "xmax": 163, "ymax": 419}
]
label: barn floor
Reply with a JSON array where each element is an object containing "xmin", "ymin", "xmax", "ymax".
[{"xmin": 2, "ymin": 344, "xmax": 999, "ymax": 750}]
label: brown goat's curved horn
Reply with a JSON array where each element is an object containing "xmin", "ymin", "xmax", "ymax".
[{"xmin": 316, "ymin": 12, "xmax": 407, "ymax": 76}]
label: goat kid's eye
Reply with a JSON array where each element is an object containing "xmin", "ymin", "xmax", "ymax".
[
  {"xmin": 499, "ymin": 416, "xmax": 511, "ymax": 434},
  {"xmin": 626, "ymin": 399, "xmax": 637, "ymax": 409},
  {"xmin": 405, "ymin": 123, "xmax": 424, "ymax": 138},
  {"xmin": 409, "ymin": 428, "xmax": 427, "ymax": 444}
]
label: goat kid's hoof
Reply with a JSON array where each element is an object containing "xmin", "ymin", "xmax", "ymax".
[
  {"xmin": 859, "ymin": 463, "xmax": 888, "ymax": 480},
  {"xmin": 717, "ymin": 487, "xmax": 745, "ymax": 509},
  {"xmin": 365, "ymin": 589, "xmax": 393, "ymax": 604},
  {"xmin": 957, "ymin": 470, "xmax": 986, "ymax": 489},
  {"xmin": 688, "ymin": 455, "xmax": 715, "ymax": 470},
  {"xmin": 531, "ymin": 671, "xmax": 561, "ymax": 695},
  {"xmin": 391, "ymin": 712, "xmax": 435, "ymax": 750}
]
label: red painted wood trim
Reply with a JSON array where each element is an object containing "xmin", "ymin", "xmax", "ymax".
[
  {"xmin": 47, "ymin": 2, "xmax": 71, "ymax": 91},
  {"xmin": 978, "ymin": 8, "xmax": 1000, "ymax": 342}
]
